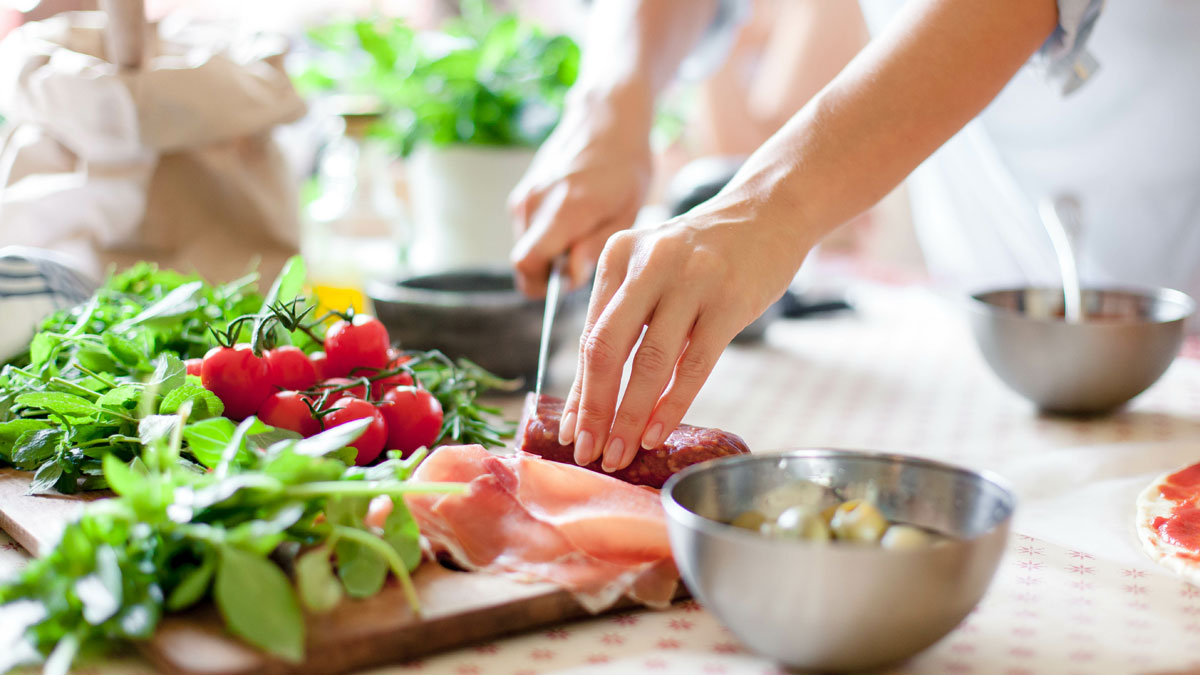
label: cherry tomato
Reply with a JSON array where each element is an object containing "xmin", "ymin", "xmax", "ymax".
[
  {"xmin": 324, "ymin": 315, "xmax": 390, "ymax": 377},
  {"xmin": 258, "ymin": 391, "xmax": 319, "ymax": 437},
  {"xmin": 324, "ymin": 397, "xmax": 387, "ymax": 465},
  {"xmin": 184, "ymin": 358, "xmax": 203, "ymax": 377},
  {"xmin": 201, "ymin": 344, "xmax": 272, "ymax": 421},
  {"xmin": 309, "ymin": 351, "xmax": 329, "ymax": 382},
  {"xmin": 316, "ymin": 377, "xmax": 368, "ymax": 407},
  {"xmin": 379, "ymin": 386, "xmax": 443, "ymax": 457},
  {"xmin": 265, "ymin": 346, "xmax": 317, "ymax": 391},
  {"xmin": 357, "ymin": 353, "xmax": 413, "ymax": 399}
]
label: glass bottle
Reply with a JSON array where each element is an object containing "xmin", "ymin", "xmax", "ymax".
[{"xmin": 302, "ymin": 104, "xmax": 408, "ymax": 314}]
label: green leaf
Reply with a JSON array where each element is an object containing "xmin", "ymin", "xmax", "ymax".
[
  {"xmin": 296, "ymin": 548, "xmax": 342, "ymax": 613},
  {"xmin": 382, "ymin": 500, "xmax": 422, "ymax": 572},
  {"xmin": 214, "ymin": 545, "xmax": 305, "ymax": 662},
  {"xmin": 75, "ymin": 545, "xmax": 123, "ymax": 624},
  {"xmin": 11, "ymin": 428, "xmax": 63, "ymax": 469},
  {"xmin": 336, "ymin": 539, "xmax": 387, "ymax": 598},
  {"xmin": 264, "ymin": 255, "xmax": 307, "ymax": 310},
  {"xmin": 0, "ymin": 419, "xmax": 50, "ymax": 454},
  {"xmin": 183, "ymin": 416, "xmax": 269, "ymax": 469},
  {"xmin": 147, "ymin": 354, "xmax": 187, "ymax": 396},
  {"xmin": 182, "ymin": 417, "xmax": 237, "ymax": 468},
  {"xmin": 102, "ymin": 452, "xmax": 145, "ymax": 497},
  {"xmin": 97, "ymin": 384, "xmax": 141, "ymax": 411},
  {"xmin": 160, "ymin": 381, "xmax": 224, "ymax": 419},
  {"xmin": 29, "ymin": 332, "xmax": 60, "ymax": 368},
  {"xmin": 283, "ymin": 418, "xmax": 369, "ymax": 457},
  {"xmin": 138, "ymin": 414, "xmax": 179, "ymax": 447},
  {"xmin": 14, "ymin": 392, "xmax": 98, "ymax": 419},
  {"xmin": 114, "ymin": 280, "xmax": 204, "ymax": 330},
  {"xmin": 29, "ymin": 460, "xmax": 64, "ymax": 495},
  {"xmin": 102, "ymin": 332, "xmax": 146, "ymax": 367},
  {"xmin": 166, "ymin": 552, "xmax": 215, "ymax": 611}
]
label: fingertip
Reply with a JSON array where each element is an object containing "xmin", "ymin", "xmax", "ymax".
[
  {"xmin": 640, "ymin": 422, "xmax": 663, "ymax": 450},
  {"xmin": 574, "ymin": 429, "xmax": 595, "ymax": 466},
  {"xmin": 559, "ymin": 410, "xmax": 577, "ymax": 445},
  {"xmin": 600, "ymin": 436, "xmax": 624, "ymax": 473}
]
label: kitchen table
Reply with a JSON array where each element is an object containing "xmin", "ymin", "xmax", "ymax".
[{"xmin": 4, "ymin": 279, "xmax": 1200, "ymax": 674}]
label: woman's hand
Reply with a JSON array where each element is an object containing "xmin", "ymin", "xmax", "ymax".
[
  {"xmin": 559, "ymin": 198, "xmax": 811, "ymax": 472},
  {"xmin": 508, "ymin": 86, "xmax": 655, "ymax": 297}
]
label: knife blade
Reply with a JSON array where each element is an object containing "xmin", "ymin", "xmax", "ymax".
[{"xmin": 534, "ymin": 256, "xmax": 568, "ymax": 397}]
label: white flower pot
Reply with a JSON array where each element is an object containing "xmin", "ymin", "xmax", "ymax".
[{"xmin": 405, "ymin": 144, "xmax": 536, "ymax": 274}]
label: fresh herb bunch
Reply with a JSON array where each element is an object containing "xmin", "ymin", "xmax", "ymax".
[
  {"xmin": 0, "ymin": 405, "xmax": 462, "ymax": 674},
  {"xmin": 0, "ymin": 257, "xmax": 516, "ymax": 494},
  {"xmin": 293, "ymin": 0, "xmax": 580, "ymax": 155}
]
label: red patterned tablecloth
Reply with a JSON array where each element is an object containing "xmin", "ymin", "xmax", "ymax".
[{"xmin": 5, "ymin": 281, "xmax": 1200, "ymax": 674}]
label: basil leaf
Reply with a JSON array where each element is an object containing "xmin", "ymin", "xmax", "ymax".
[
  {"xmin": 160, "ymin": 381, "xmax": 223, "ymax": 419},
  {"xmin": 14, "ymin": 392, "xmax": 98, "ymax": 420},
  {"xmin": 147, "ymin": 354, "xmax": 186, "ymax": 396},
  {"xmin": 336, "ymin": 539, "xmax": 387, "ymax": 598},
  {"xmin": 0, "ymin": 419, "xmax": 51, "ymax": 455},
  {"xmin": 166, "ymin": 552, "xmax": 215, "ymax": 612},
  {"xmin": 96, "ymin": 384, "xmax": 141, "ymax": 412},
  {"xmin": 102, "ymin": 453, "xmax": 145, "ymax": 497},
  {"xmin": 182, "ymin": 417, "xmax": 237, "ymax": 468},
  {"xmin": 28, "ymin": 461, "xmax": 64, "ymax": 495},
  {"xmin": 296, "ymin": 548, "xmax": 342, "ymax": 613},
  {"xmin": 214, "ymin": 545, "xmax": 305, "ymax": 662},
  {"xmin": 382, "ymin": 500, "xmax": 422, "ymax": 572},
  {"xmin": 12, "ymin": 429, "xmax": 63, "ymax": 469}
]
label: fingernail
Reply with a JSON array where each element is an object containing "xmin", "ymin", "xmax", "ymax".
[
  {"xmin": 574, "ymin": 430, "xmax": 594, "ymax": 465},
  {"xmin": 601, "ymin": 437, "xmax": 624, "ymax": 472},
  {"xmin": 559, "ymin": 411, "xmax": 577, "ymax": 445},
  {"xmin": 641, "ymin": 423, "xmax": 663, "ymax": 450}
]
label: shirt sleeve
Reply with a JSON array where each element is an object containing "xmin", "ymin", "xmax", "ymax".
[{"xmin": 1032, "ymin": 0, "xmax": 1104, "ymax": 95}]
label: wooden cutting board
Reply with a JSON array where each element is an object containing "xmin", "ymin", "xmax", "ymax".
[{"xmin": 0, "ymin": 469, "xmax": 681, "ymax": 675}]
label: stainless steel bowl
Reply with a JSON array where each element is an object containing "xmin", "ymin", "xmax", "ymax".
[
  {"xmin": 662, "ymin": 449, "xmax": 1014, "ymax": 671},
  {"xmin": 967, "ymin": 287, "xmax": 1193, "ymax": 414}
]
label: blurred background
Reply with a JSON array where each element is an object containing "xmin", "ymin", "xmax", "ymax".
[{"xmin": 0, "ymin": 0, "xmax": 925, "ymax": 314}]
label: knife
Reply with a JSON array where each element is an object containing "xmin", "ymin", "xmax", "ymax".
[{"xmin": 534, "ymin": 256, "xmax": 568, "ymax": 397}]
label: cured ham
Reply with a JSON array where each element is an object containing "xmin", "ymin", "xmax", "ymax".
[
  {"xmin": 518, "ymin": 393, "xmax": 750, "ymax": 488},
  {"xmin": 403, "ymin": 444, "xmax": 679, "ymax": 612}
]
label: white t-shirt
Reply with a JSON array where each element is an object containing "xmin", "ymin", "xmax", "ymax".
[{"xmin": 860, "ymin": 0, "xmax": 1200, "ymax": 309}]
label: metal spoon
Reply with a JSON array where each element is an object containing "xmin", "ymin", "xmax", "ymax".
[{"xmin": 1038, "ymin": 195, "xmax": 1085, "ymax": 323}]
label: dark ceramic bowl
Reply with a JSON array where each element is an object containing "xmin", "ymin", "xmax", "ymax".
[{"xmin": 366, "ymin": 269, "xmax": 586, "ymax": 383}]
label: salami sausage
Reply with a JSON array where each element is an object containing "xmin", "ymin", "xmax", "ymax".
[{"xmin": 517, "ymin": 393, "xmax": 750, "ymax": 488}]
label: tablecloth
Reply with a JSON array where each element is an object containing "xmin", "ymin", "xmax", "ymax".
[{"xmin": 5, "ymin": 280, "xmax": 1200, "ymax": 674}]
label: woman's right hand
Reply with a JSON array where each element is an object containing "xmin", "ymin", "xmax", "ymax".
[{"xmin": 508, "ymin": 86, "xmax": 655, "ymax": 297}]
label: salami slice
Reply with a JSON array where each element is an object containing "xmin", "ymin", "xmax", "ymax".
[{"xmin": 517, "ymin": 393, "xmax": 750, "ymax": 488}]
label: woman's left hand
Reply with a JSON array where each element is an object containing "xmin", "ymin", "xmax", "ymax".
[{"xmin": 559, "ymin": 198, "xmax": 810, "ymax": 472}]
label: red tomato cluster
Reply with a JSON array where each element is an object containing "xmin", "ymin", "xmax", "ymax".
[{"xmin": 198, "ymin": 315, "xmax": 443, "ymax": 466}]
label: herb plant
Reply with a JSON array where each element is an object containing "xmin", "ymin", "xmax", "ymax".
[
  {"xmin": 293, "ymin": 1, "xmax": 580, "ymax": 155},
  {"xmin": 0, "ymin": 405, "xmax": 462, "ymax": 674}
]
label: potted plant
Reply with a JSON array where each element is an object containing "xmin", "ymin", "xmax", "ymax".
[{"xmin": 294, "ymin": 5, "xmax": 580, "ymax": 274}]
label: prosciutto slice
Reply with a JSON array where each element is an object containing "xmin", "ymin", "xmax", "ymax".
[{"xmin": 404, "ymin": 445, "xmax": 679, "ymax": 612}]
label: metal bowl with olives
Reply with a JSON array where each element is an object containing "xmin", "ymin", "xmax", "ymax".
[
  {"xmin": 728, "ymin": 481, "xmax": 951, "ymax": 549},
  {"xmin": 662, "ymin": 449, "xmax": 1015, "ymax": 671}
]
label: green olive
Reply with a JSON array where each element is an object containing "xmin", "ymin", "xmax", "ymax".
[
  {"xmin": 830, "ymin": 499, "xmax": 889, "ymax": 542},
  {"xmin": 730, "ymin": 510, "xmax": 768, "ymax": 531},
  {"xmin": 880, "ymin": 524, "xmax": 931, "ymax": 550},
  {"xmin": 773, "ymin": 505, "xmax": 831, "ymax": 542}
]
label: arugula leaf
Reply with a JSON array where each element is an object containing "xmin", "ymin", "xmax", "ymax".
[
  {"xmin": 11, "ymin": 429, "xmax": 63, "ymax": 469},
  {"xmin": 214, "ymin": 545, "xmax": 306, "ymax": 662},
  {"xmin": 28, "ymin": 460, "xmax": 64, "ymax": 495},
  {"xmin": 383, "ymin": 500, "xmax": 422, "ymax": 572},
  {"xmin": 147, "ymin": 354, "xmax": 187, "ymax": 395},
  {"xmin": 114, "ymin": 280, "xmax": 204, "ymax": 331}
]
